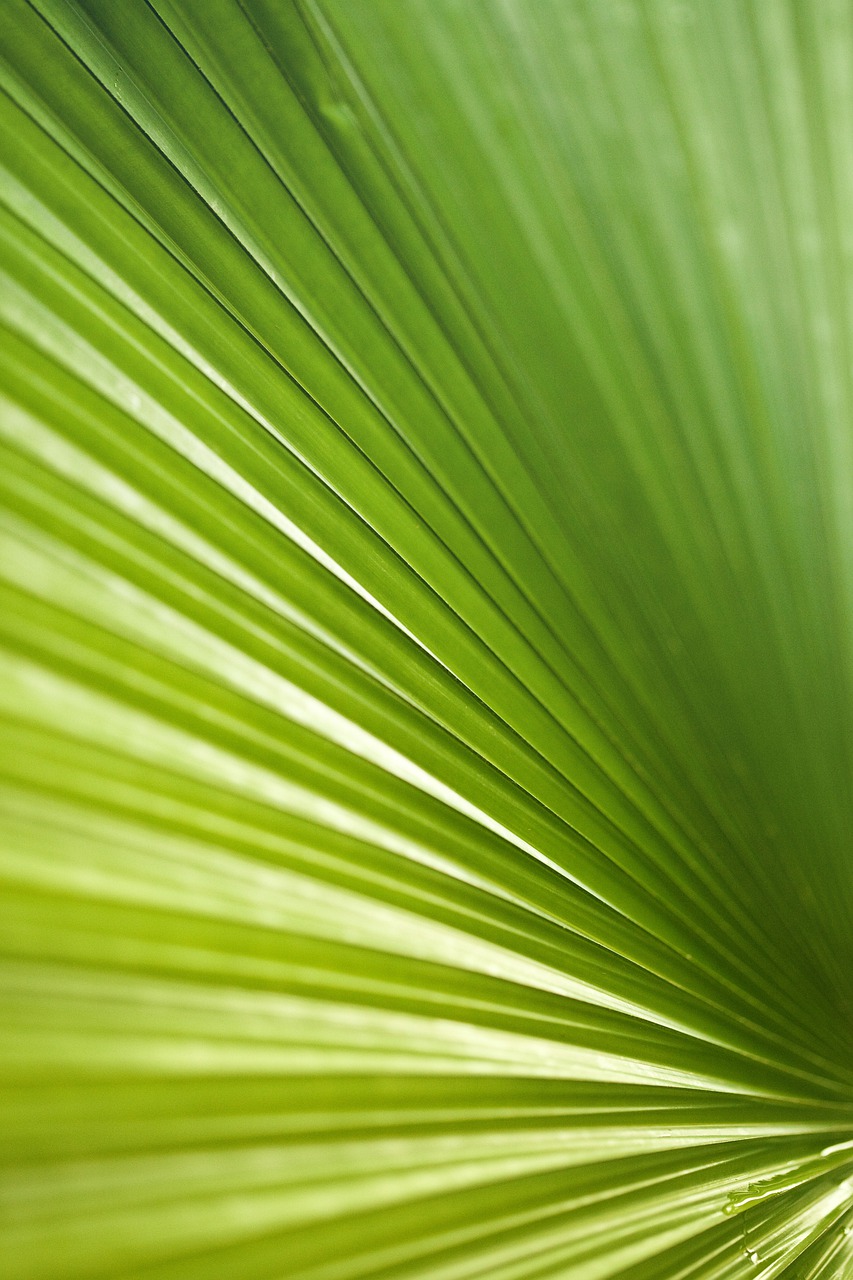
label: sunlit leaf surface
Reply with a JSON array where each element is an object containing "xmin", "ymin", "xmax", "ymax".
[{"xmin": 2, "ymin": 2, "xmax": 853, "ymax": 1276}]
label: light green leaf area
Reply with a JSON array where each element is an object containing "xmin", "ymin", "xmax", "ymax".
[{"xmin": 1, "ymin": 1, "xmax": 853, "ymax": 1276}]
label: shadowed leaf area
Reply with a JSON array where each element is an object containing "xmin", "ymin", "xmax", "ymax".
[{"xmin": 1, "ymin": 1, "xmax": 853, "ymax": 1277}]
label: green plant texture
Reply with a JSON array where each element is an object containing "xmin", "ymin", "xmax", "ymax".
[{"xmin": 2, "ymin": 1, "xmax": 853, "ymax": 1276}]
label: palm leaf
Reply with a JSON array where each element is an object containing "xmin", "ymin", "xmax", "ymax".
[{"xmin": 2, "ymin": 1, "xmax": 853, "ymax": 1276}]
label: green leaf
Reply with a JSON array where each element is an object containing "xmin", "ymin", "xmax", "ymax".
[{"xmin": 2, "ymin": 1, "xmax": 853, "ymax": 1276}]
